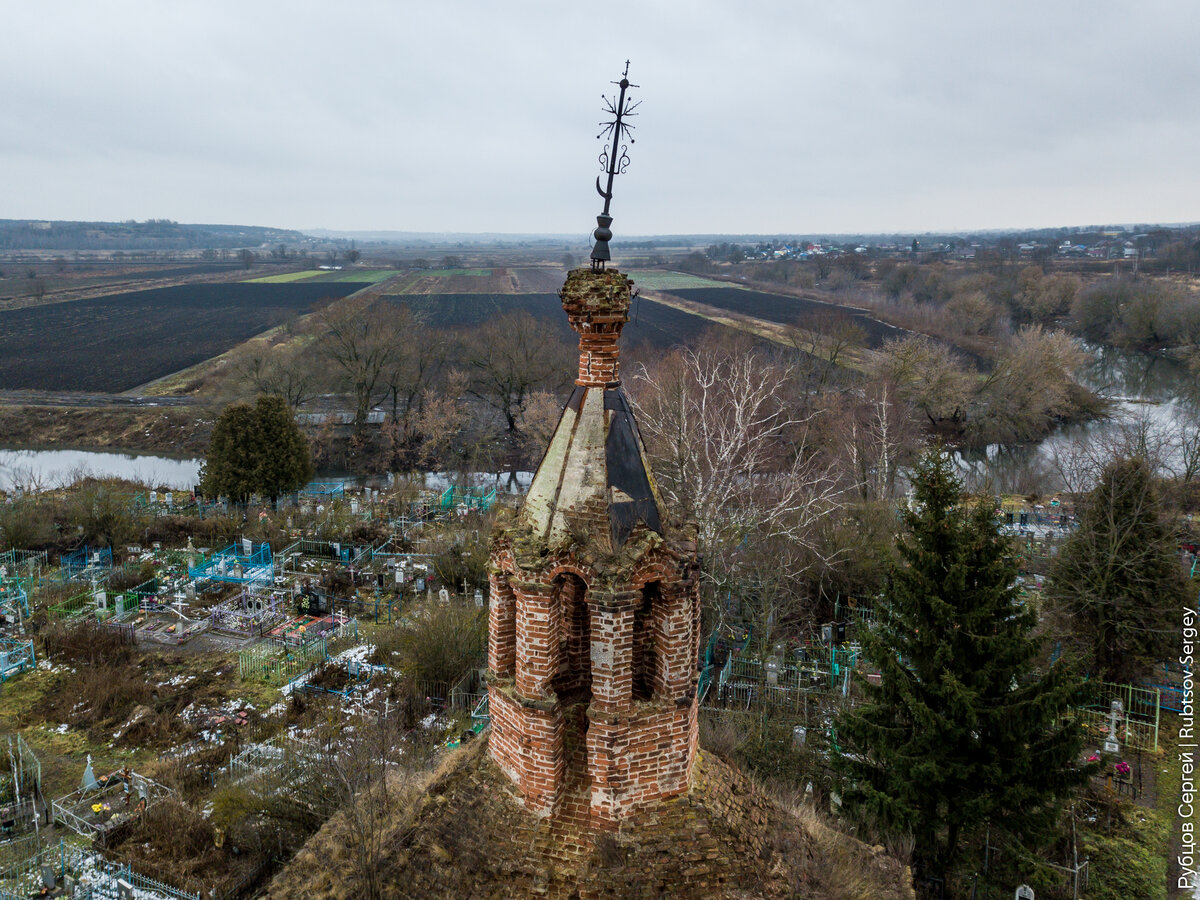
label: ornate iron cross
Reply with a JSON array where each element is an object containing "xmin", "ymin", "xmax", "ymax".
[{"xmin": 590, "ymin": 61, "xmax": 641, "ymax": 271}]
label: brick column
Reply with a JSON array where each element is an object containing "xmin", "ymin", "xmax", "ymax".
[
  {"xmin": 519, "ymin": 706, "xmax": 565, "ymax": 815},
  {"xmin": 559, "ymin": 267, "xmax": 632, "ymax": 388},
  {"xmin": 588, "ymin": 589, "xmax": 633, "ymax": 714},
  {"xmin": 655, "ymin": 582, "xmax": 694, "ymax": 699},
  {"xmin": 515, "ymin": 580, "xmax": 556, "ymax": 699},
  {"xmin": 488, "ymin": 573, "xmax": 516, "ymax": 678}
]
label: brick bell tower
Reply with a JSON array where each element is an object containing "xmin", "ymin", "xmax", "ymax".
[
  {"xmin": 486, "ymin": 265, "xmax": 702, "ymax": 826},
  {"xmin": 485, "ymin": 62, "xmax": 700, "ymax": 829}
]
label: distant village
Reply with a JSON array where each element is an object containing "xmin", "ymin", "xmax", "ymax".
[{"xmin": 728, "ymin": 226, "xmax": 1192, "ymax": 263}]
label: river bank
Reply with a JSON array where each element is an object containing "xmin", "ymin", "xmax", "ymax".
[{"xmin": 0, "ymin": 404, "xmax": 213, "ymax": 456}]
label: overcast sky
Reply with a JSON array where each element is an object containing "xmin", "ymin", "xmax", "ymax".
[{"xmin": 3, "ymin": 1, "xmax": 1197, "ymax": 236}]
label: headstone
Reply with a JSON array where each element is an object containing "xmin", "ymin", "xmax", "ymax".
[
  {"xmin": 438, "ymin": 587, "xmax": 450, "ymax": 604},
  {"xmin": 242, "ymin": 537, "xmax": 253, "ymax": 557},
  {"xmin": 793, "ymin": 725, "xmax": 807, "ymax": 746},
  {"xmin": 765, "ymin": 656, "xmax": 780, "ymax": 686},
  {"xmin": 1015, "ymin": 886, "xmax": 1035, "ymax": 900},
  {"xmin": 149, "ymin": 490, "xmax": 158, "ymax": 504},
  {"xmin": 1104, "ymin": 699, "xmax": 1123, "ymax": 754},
  {"xmin": 395, "ymin": 568, "xmax": 403, "ymax": 584},
  {"xmin": 350, "ymin": 500, "xmax": 359, "ymax": 515},
  {"xmin": 474, "ymin": 589, "xmax": 484, "ymax": 608},
  {"xmin": 415, "ymin": 577, "xmax": 425, "ymax": 592},
  {"xmin": 164, "ymin": 492, "xmax": 173, "ymax": 507},
  {"xmin": 80, "ymin": 755, "xmax": 99, "ymax": 791},
  {"xmin": 118, "ymin": 879, "xmax": 135, "ymax": 900},
  {"xmin": 41, "ymin": 866, "xmax": 56, "ymax": 889}
]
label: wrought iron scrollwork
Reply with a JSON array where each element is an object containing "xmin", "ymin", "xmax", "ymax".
[{"xmin": 589, "ymin": 61, "xmax": 641, "ymax": 271}]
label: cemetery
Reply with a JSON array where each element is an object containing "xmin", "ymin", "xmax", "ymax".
[
  {"xmin": 52, "ymin": 761, "xmax": 175, "ymax": 840},
  {"xmin": 0, "ymin": 473, "xmax": 504, "ymax": 896},
  {"xmin": 0, "ymin": 457, "xmax": 1189, "ymax": 899}
]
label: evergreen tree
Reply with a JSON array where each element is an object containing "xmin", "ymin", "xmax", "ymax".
[
  {"xmin": 834, "ymin": 449, "xmax": 1085, "ymax": 886},
  {"xmin": 1047, "ymin": 455, "xmax": 1187, "ymax": 682},
  {"xmin": 252, "ymin": 394, "xmax": 314, "ymax": 502},
  {"xmin": 200, "ymin": 402, "xmax": 257, "ymax": 503},
  {"xmin": 201, "ymin": 395, "xmax": 313, "ymax": 503}
]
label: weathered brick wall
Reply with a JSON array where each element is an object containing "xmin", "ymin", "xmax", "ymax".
[
  {"xmin": 486, "ymin": 266, "xmax": 704, "ymax": 828},
  {"xmin": 559, "ymin": 267, "xmax": 633, "ymax": 388},
  {"xmin": 588, "ymin": 702, "xmax": 697, "ymax": 822},
  {"xmin": 487, "ymin": 572, "xmax": 515, "ymax": 677},
  {"xmin": 488, "ymin": 536, "xmax": 701, "ymax": 825}
]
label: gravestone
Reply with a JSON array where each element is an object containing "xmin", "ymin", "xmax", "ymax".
[
  {"xmin": 765, "ymin": 656, "xmax": 780, "ymax": 686},
  {"xmin": 1103, "ymin": 699, "xmax": 1122, "ymax": 754}
]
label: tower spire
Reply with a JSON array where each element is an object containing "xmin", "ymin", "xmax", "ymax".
[{"xmin": 590, "ymin": 61, "xmax": 640, "ymax": 271}]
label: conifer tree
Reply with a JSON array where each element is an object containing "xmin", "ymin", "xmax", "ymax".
[
  {"xmin": 252, "ymin": 394, "xmax": 314, "ymax": 502},
  {"xmin": 1047, "ymin": 455, "xmax": 1187, "ymax": 682},
  {"xmin": 201, "ymin": 395, "xmax": 313, "ymax": 504},
  {"xmin": 834, "ymin": 449, "xmax": 1085, "ymax": 885},
  {"xmin": 200, "ymin": 402, "xmax": 257, "ymax": 503}
]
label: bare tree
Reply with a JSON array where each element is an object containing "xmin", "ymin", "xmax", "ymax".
[
  {"xmin": 628, "ymin": 337, "xmax": 846, "ymax": 640},
  {"xmin": 460, "ymin": 311, "xmax": 572, "ymax": 434},
  {"xmin": 868, "ymin": 335, "xmax": 973, "ymax": 430},
  {"xmin": 414, "ymin": 370, "xmax": 472, "ymax": 468},
  {"xmin": 515, "ymin": 389, "xmax": 565, "ymax": 462},
  {"xmin": 313, "ymin": 299, "xmax": 411, "ymax": 431},
  {"xmin": 785, "ymin": 311, "xmax": 867, "ymax": 390},
  {"xmin": 380, "ymin": 319, "xmax": 445, "ymax": 440},
  {"xmin": 236, "ymin": 344, "xmax": 325, "ymax": 410},
  {"xmin": 826, "ymin": 381, "xmax": 922, "ymax": 503},
  {"xmin": 970, "ymin": 326, "xmax": 1087, "ymax": 444}
]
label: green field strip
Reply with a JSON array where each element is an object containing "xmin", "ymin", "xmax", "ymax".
[
  {"xmin": 245, "ymin": 270, "xmax": 325, "ymax": 284},
  {"xmin": 626, "ymin": 270, "xmax": 733, "ymax": 290},
  {"xmin": 334, "ymin": 270, "xmax": 399, "ymax": 283},
  {"xmin": 425, "ymin": 268, "xmax": 492, "ymax": 277}
]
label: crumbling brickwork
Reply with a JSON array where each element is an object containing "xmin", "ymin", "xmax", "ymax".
[{"xmin": 487, "ymin": 267, "xmax": 702, "ymax": 827}]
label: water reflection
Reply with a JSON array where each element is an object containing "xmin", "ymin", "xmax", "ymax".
[
  {"xmin": 0, "ymin": 448, "xmax": 202, "ymax": 493},
  {"xmin": 954, "ymin": 346, "xmax": 1197, "ymax": 494}
]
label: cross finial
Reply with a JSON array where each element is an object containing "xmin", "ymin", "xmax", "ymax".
[{"xmin": 590, "ymin": 63, "xmax": 641, "ymax": 271}]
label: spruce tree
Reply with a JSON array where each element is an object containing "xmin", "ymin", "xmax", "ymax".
[
  {"xmin": 1047, "ymin": 455, "xmax": 1187, "ymax": 682},
  {"xmin": 834, "ymin": 449, "xmax": 1085, "ymax": 885},
  {"xmin": 201, "ymin": 395, "xmax": 313, "ymax": 504},
  {"xmin": 252, "ymin": 394, "xmax": 314, "ymax": 503},
  {"xmin": 200, "ymin": 402, "xmax": 257, "ymax": 503}
]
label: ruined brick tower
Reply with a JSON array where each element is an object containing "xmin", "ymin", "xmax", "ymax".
[{"xmin": 486, "ymin": 266, "xmax": 702, "ymax": 827}]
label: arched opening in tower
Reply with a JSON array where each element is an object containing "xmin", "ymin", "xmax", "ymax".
[
  {"xmin": 632, "ymin": 581, "xmax": 660, "ymax": 701},
  {"xmin": 549, "ymin": 573, "xmax": 591, "ymax": 707}
]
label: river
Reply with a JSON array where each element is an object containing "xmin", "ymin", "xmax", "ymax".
[
  {"xmin": 0, "ymin": 448, "xmax": 203, "ymax": 493},
  {"xmin": 955, "ymin": 346, "xmax": 1196, "ymax": 494},
  {"xmin": 0, "ymin": 447, "xmax": 536, "ymax": 497},
  {"xmin": 0, "ymin": 347, "xmax": 1192, "ymax": 497}
]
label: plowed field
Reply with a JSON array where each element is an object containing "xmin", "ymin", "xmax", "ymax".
[
  {"xmin": 0, "ymin": 283, "xmax": 360, "ymax": 391},
  {"xmin": 386, "ymin": 292, "xmax": 715, "ymax": 350},
  {"xmin": 670, "ymin": 287, "xmax": 901, "ymax": 347}
]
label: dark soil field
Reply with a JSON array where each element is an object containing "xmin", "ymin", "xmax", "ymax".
[
  {"xmin": 671, "ymin": 287, "xmax": 902, "ymax": 347},
  {"xmin": 0, "ymin": 282, "xmax": 360, "ymax": 392},
  {"xmin": 387, "ymin": 292, "xmax": 717, "ymax": 350},
  {"xmin": 386, "ymin": 292, "xmax": 567, "ymax": 331}
]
